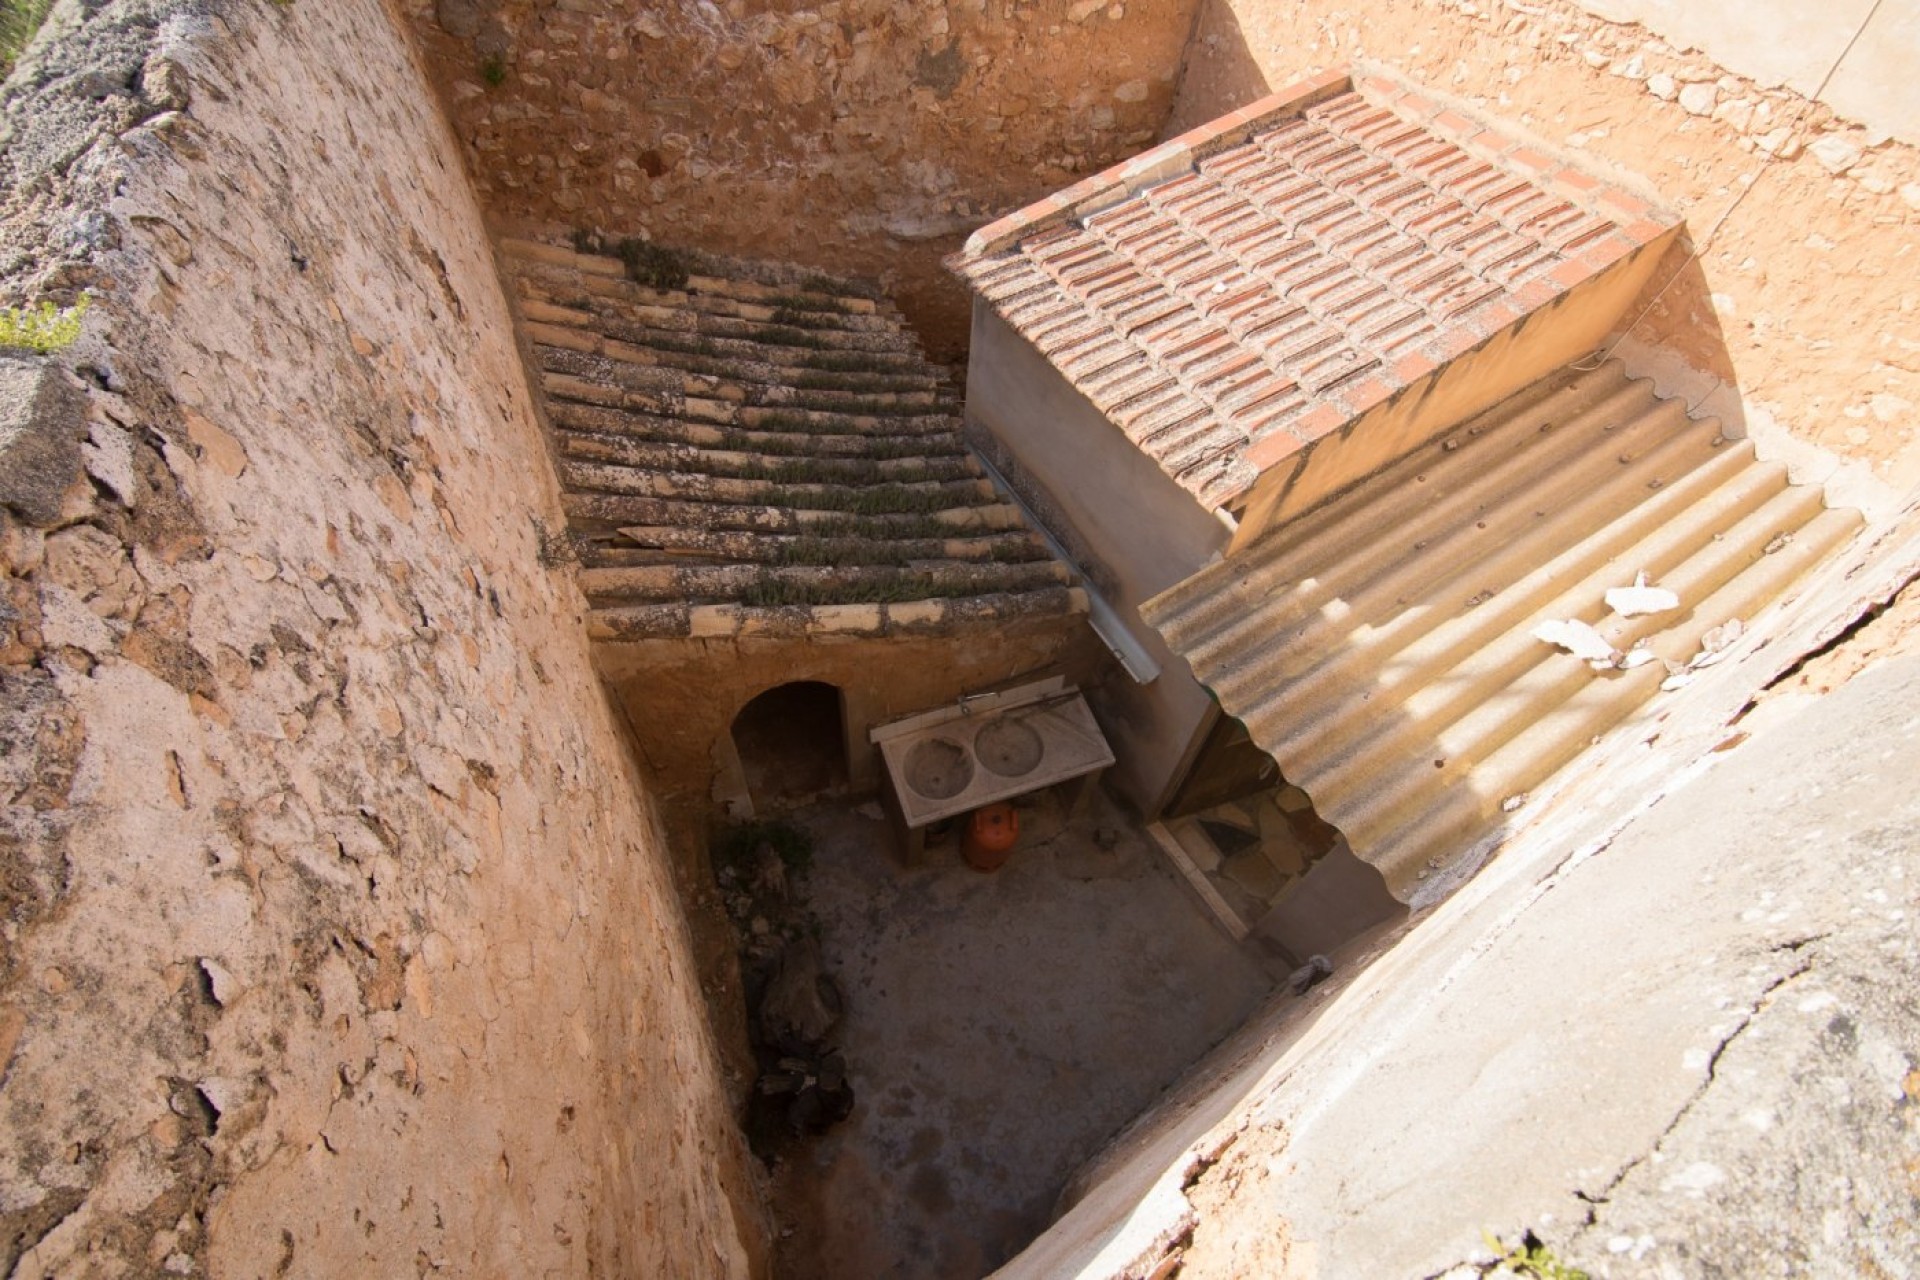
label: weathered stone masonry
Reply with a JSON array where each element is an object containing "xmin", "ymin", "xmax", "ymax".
[{"xmin": 0, "ymin": 1, "xmax": 760, "ymax": 1274}]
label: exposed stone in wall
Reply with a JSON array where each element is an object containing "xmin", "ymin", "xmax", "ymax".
[
  {"xmin": 0, "ymin": 1, "xmax": 761, "ymax": 1274},
  {"xmin": 400, "ymin": 0, "xmax": 1204, "ymax": 361},
  {"xmin": 1171, "ymin": 0, "xmax": 1920, "ymax": 496}
]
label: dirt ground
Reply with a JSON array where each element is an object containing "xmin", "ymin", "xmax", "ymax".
[{"xmin": 761, "ymin": 787, "xmax": 1273, "ymax": 1279}]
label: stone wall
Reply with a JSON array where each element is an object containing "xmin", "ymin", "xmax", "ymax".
[
  {"xmin": 401, "ymin": 0, "xmax": 1204, "ymax": 361},
  {"xmin": 0, "ymin": 1, "xmax": 761, "ymax": 1274},
  {"xmin": 1170, "ymin": 0, "xmax": 1920, "ymax": 500},
  {"xmin": 1572, "ymin": 0, "xmax": 1920, "ymax": 146}
]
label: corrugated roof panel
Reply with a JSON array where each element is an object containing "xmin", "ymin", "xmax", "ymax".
[{"xmin": 1141, "ymin": 362, "xmax": 1860, "ymax": 901}]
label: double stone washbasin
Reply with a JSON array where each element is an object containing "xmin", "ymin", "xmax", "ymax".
[
  {"xmin": 905, "ymin": 718, "xmax": 1046, "ymax": 799},
  {"xmin": 873, "ymin": 679, "xmax": 1116, "ymax": 829}
]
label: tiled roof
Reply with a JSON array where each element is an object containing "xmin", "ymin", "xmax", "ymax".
[
  {"xmin": 500, "ymin": 238, "xmax": 1084, "ymax": 640},
  {"xmin": 1142, "ymin": 361, "xmax": 1859, "ymax": 903},
  {"xmin": 948, "ymin": 70, "xmax": 1677, "ymax": 510}
]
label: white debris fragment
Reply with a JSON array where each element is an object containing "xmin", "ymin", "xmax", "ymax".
[
  {"xmin": 1605, "ymin": 571, "xmax": 1680, "ymax": 618},
  {"xmin": 1500, "ymin": 793, "xmax": 1527, "ymax": 813},
  {"xmin": 1619, "ymin": 644, "xmax": 1658, "ymax": 669},
  {"xmin": 1691, "ymin": 618, "xmax": 1745, "ymax": 668},
  {"xmin": 1533, "ymin": 617, "xmax": 1620, "ymax": 668},
  {"xmin": 1657, "ymin": 618, "xmax": 1747, "ymax": 692}
]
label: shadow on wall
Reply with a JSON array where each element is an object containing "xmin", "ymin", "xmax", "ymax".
[
  {"xmin": 1607, "ymin": 251, "xmax": 1748, "ymax": 436},
  {"xmin": 1159, "ymin": 0, "xmax": 1273, "ymax": 137}
]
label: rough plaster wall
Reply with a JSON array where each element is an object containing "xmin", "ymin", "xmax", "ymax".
[
  {"xmin": 0, "ymin": 1, "xmax": 760, "ymax": 1275},
  {"xmin": 1170, "ymin": 0, "xmax": 1920, "ymax": 499},
  {"xmin": 401, "ymin": 0, "xmax": 1204, "ymax": 362},
  {"xmin": 1573, "ymin": 0, "xmax": 1920, "ymax": 146}
]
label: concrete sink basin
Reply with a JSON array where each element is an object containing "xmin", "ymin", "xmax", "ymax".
[
  {"xmin": 872, "ymin": 678, "xmax": 1116, "ymax": 832},
  {"xmin": 975, "ymin": 719, "xmax": 1044, "ymax": 777},
  {"xmin": 905, "ymin": 737, "xmax": 974, "ymax": 800}
]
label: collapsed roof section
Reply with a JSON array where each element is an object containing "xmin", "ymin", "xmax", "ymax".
[
  {"xmin": 500, "ymin": 237, "xmax": 1084, "ymax": 641},
  {"xmin": 948, "ymin": 69, "xmax": 1681, "ymax": 528}
]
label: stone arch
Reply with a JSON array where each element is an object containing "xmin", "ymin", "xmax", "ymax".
[{"xmin": 727, "ymin": 680, "xmax": 852, "ymax": 815}]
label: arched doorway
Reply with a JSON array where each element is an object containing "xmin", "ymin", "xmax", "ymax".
[{"xmin": 730, "ymin": 681, "xmax": 851, "ymax": 814}]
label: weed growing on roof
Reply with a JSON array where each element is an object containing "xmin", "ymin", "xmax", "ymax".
[
  {"xmin": 570, "ymin": 231, "xmax": 691, "ymax": 291},
  {"xmin": 799, "ymin": 273, "xmax": 852, "ymax": 296},
  {"xmin": 773, "ymin": 538, "xmax": 918, "ymax": 568},
  {"xmin": 767, "ymin": 535, "xmax": 1042, "ymax": 567},
  {"xmin": 737, "ymin": 572, "xmax": 949, "ymax": 608},
  {"xmin": 731, "ymin": 456, "xmax": 890, "ymax": 486},
  {"xmin": 737, "ymin": 432, "xmax": 930, "ymax": 461},
  {"xmin": 1481, "ymin": 1231, "xmax": 1589, "ymax": 1280},
  {"xmin": 800, "ymin": 350, "xmax": 911, "ymax": 375},
  {"xmin": 615, "ymin": 239, "xmax": 690, "ymax": 291},
  {"xmin": 750, "ymin": 409, "xmax": 842, "ymax": 433},
  {"xmin": 767, "ymin": 393, "xmax": 936, "ymax": 421},
  {"xmin": 804, "ymin": 514, "xmax": 958, "ymax": 541},
  {"xmin": 763, "ymin": 482, "xmax": 956, "ymax": 516},
  {"xmin": 0, "ymin": 0, "xmax": 52, "ymax": 77},
  {"xmin": 759, "ymin": 325, "xmax": 830, "ymax": 351},
  {"xmin": 990, "ymin": 538, "xmax": 1048, "ymax": 563},
  {"xmin": 788, "ymin": 369, "xmax": 924, "ymax": 394},
  {"xmin": 0, "ymin": 295, "xmax": 87, "ymax": 353},
  {"xmin": 769, "ymin": 294, "xmax": 854, "ymax": 316}
]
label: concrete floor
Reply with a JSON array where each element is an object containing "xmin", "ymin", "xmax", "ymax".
[{"xmin": 768, "ymin": 785, "xmax": 1273, "ymax": 1279}]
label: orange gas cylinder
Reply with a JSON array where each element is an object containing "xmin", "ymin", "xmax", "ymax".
[{"xmin": 962, "ymin": 803, "xmax": 1019, "ymax": 872}]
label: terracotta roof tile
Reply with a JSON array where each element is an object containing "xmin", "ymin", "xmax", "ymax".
[{"xmin": 949, "ymin": 70, "xmax": 1679, "ymax": 508}]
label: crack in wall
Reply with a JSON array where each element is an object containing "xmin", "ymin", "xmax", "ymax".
[{"xmin": 1570, "ymin": 951, "xmax": 1819, "ymax": 1228}]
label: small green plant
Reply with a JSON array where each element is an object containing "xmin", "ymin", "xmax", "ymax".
[
  {"xmin": 1482, "ymin": 1231, "xmax": 1589, "ymax": 1280},
  {"xmin": 613, "ymin": 238, "xmax": 689, "ymax": 291},
  {"xmin": 0, "ymin": 295, "xmax": 88, "ymax": 353},
  {"xmin": 567, "ymin": 231, "xmax": 692, "ymax": 291},
  {"xmin": 0, "ymin": 0, "xmax": 52, "ymax": 77},
  {"xmin": 715, "ymin": 818, "xmax": 814, "ymax": 877},
  {"xmin": 479, "ymin": 55, "xmax": 507, "ymax": 87}
]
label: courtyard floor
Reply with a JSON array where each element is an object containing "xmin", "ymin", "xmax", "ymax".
[{"xmin": 767, "ymin": 786, "xmax": 1274, "ymax": 1279}]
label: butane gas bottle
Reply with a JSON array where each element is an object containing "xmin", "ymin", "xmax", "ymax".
[{"xmin": 962, "ymin": 802, "xmax": 1019, "ymax": 872}]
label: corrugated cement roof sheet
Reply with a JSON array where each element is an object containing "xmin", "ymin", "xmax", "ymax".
[{"xmin": 1140, "ymin": 361, "xmax": 1860, "ymax": 903}]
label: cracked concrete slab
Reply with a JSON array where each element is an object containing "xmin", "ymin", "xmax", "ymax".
[{"xmin": 1139, "ymin": 651, "xmax": 1920, "ymax": 1278}]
